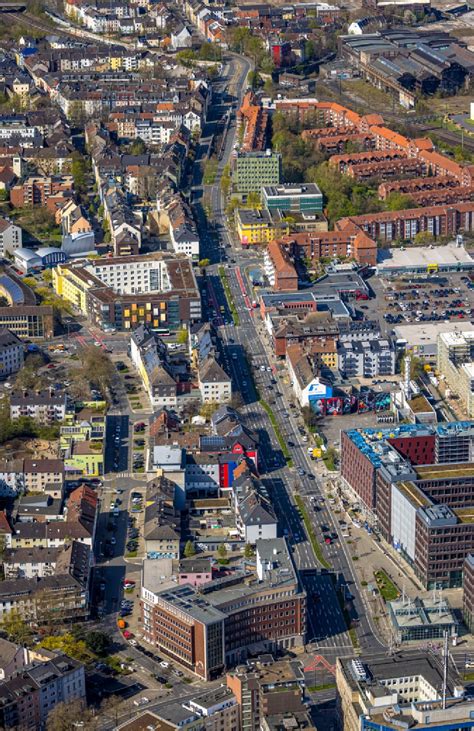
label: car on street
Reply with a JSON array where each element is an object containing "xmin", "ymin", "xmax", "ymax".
[
  {"xmin": 297, "ymin": 468, "xmax": 305, "ymax": 476},
  {"xmin": 160, "ymin": 661, "xmax": 170, "ymax": 668}
]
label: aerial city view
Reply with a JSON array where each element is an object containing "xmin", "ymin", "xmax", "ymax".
[{"xmin": 1, "ymin": 0, "xmax": 474, "ymax": 728}]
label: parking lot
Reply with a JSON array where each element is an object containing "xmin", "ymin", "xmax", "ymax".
[{"xmin": 375, "ymin": 273, "xmax": 474, "ymax": 328}]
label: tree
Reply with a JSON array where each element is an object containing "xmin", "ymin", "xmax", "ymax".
[
  {"xmin": 385, "ymin": 192, "xmax": 415, "ymax": 211},
  {"xmin": 217, "ymin": 544, "xmax": 228, "ymax": 563},
  {"xmin": 198, "ymin": 258, "xmax": 210, "ymax": 270},
  {"xmin": 184, "ymin": 540, "xmax": 196, "ymax": 558},
  {"xmin": 41, "ymin": 633, "xmax": 94, "ymax": 663},
  {"xmin": 176, "ymin": 328, "xmax": 188, "ymax": 345},
  {"xmin": 77, "ymin": 346, "xmax": 115, "ymax": 398},
  {"xmin": 130, "ymin": 139, "xmax": 146, "ymax": 155},
  {"xmin": 46, "ymin": 699, "xmax": 94, "ymax": 731},
  {"xmin": 1, "ymin": 609, "xmax": 33, "ymax": 645},
  {"xmin": 84, "ymin": 630, "xmax": 111, "ymax": 656},
  {"xmin": 246, "ymin": 191, "xmax": 261, "ymax": 209},
  {"xmin": 414, "ymin": 231, "xmax": 434, "ymax": 245},
  {"xmin": 200, "ymin": 401, "xmax": 219, "ymax": 420},
  {"xmin": 71, "ymin": 151, "xmax": 88, "ymax": 198},
  {"xmin": 244, "ymin": 543, "xmax": 254, "ymax": 559}
]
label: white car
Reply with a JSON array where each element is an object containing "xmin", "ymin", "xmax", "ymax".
[
  {"xmin": 260, "ymin": 365, "xmax": 266, "ymax": 371},
  {"xmin": 160, "ymin": 661, "xmax": 170, "ymax": 668},
  {"xmin": 133, "ymin": 697, "xmax": 149, "ymax": 706},
  {"xmin": 266, "ymin": 366, "xmax": 272, "ymax": 372}
]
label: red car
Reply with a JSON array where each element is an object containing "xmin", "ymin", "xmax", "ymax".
[{"xmin": 123, "ymin": 630, "xmax": 133, "ymax": 639}]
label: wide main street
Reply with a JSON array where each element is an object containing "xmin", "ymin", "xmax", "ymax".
[{"xmin": 191, "ymin": 54, "xmax": 387, "ymax": 661}]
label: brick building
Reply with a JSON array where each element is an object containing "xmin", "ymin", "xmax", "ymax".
[
  {"xmin": 141, "ymin": 538, "xmax": 306, "ymax": 679},
  {"xmin": 463, "ymin": 554, "xmax": 474, "ymax": 632}
]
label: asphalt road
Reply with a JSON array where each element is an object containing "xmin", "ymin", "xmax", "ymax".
[{"xmin": 190, "ymin": 53, "xmax": 386, "ymax": 658}]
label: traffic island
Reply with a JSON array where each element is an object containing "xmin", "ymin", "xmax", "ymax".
[{"xmin": 218, "ymin": 266, "xmax": 240, "ymax": 325}]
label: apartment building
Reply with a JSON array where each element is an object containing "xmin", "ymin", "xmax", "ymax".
[
  {"xmin": 0, "ymin": 655, "xmax": 85, "ymax": 731},
  {"xmin": 0, "ymin": 218, "xmax": 22, "ymax": 257},
  {"xmin": 141, "ymin": 538, "xmax": 306, "ymax": 679},
  {"xmin": 264, "ymin": 240, "xmax": 298, "ymax": 292},
  {"xmin": 10, "ymin": 176, "xmax": 74, "ymax": 209},
  {"xmin": 437, "ymin": 330, "xmax": 474, "ymax": 418},
  {"xmin": 226, "ymin": 658, "xmax": 306, "ymax": 731},
  {"xmin": 277, "ymin": 229, "xmax": 377, "ymax": 266},
  {"xmin": 337, "ymin": 339, "xmax": 396, "ymax": 378},
  {"xmin": 0, "ymin": 329, "xmax": 23, "ymax": 378},
  {"xmin": 10, "ymin": 390, "xmax": 67, "ymax": 424},
  {"xmin": 198, "ymin": 357, "xmax": 231, "ymax": 404},
  {"xmin": 338, "ymin": 202, "xmax": 474, "ymax": 243},
  {"xmin": 130, "ymin": 325, "xmax": 177, "ymax": 409}
]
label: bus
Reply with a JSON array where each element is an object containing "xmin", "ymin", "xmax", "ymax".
[{"xmin": 152, "ymin": 327, "xmax": 171, "ymax": 337}]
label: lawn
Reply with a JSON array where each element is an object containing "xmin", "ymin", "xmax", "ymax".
[
  {"xmin": 295, "ymin": 495, "xmax": 331, "ymax": 570},
  {"xmin": 374, "ymin": 569, "xmax": 399, "ymax": 602}
]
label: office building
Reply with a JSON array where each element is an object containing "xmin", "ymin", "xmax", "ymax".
[
  {"xmin": 233, "ymin": 151, "xmax": 281, "ymax": 195},
  {"xmin": 141, "ymin": 538, "xmax": 306, "ymax": 679},
  {"xmin": 463, "ymin": 554, "xmax": 474, "ymax": 632},
  {"xmin": 262, "ymin": 184, "xmax": 323, "ymax": 215},
  {"xmin": 53, "ymin": 253, "xmax": 201, "ymax": 332},
  {"xmin": 336, "ymin": 650, "xmax": 468, "ymax": 731},
  {"xmin": 387, "ymin": 596, "xmax": 457, "ymax": 643},
  {"xmin": 235, "ymin": 209, "xmax": 288, "ymax": 246},
  {"xmin": 437, "ymin": 330, "xmax": 474, "ymax": 418}
]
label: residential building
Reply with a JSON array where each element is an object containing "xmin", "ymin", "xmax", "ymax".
[
  {"xmin": 130, "ymin": 325, "xmax": 177, "ymax": 409},
  {"xmin": 0, "ymin": 218, "xmax": 22, "ymax": 257},
  {"xmin": 233, "ymin": 152, "xmax": 281, "ymax": 195},
  {"xmin": 198, "ymin": 357, "xmax": 231, "ymax": 404},
  {"xmin": 286, "ymin": 344, "xmax": 333, "ymax": 408},
  {"xmin": 0, "ymin": 329, "xmax": 23, "ymax": 378},
  {"xmin": 10, "ymin": 389, "xmax": 67, "ymax": 423},
  {"xmin": 264, "ymin": 241, "xmax": 298, "ymax": 292},
  {"xmin": 23, "ymin": 458, "xmax": 65, "ymax": 495},
  {"xmin": 10, "ymin": 175, "xmax": 74, "ymax": 209},
  {"xmin": 262, "ymin": 184, "xmax": 323, "ymax": 215},
  {"xmin": 143, "ymin": 481, "xmax": 181, "ymax": 559},
  {"xmin": 337, "ymin": 339, "xmax": 396, "ymax": 378},
  {"xmin": 226, "ymin": 657, "xmax": 307, "ymax": 731},
  {"xmin": 0, "ymin": 639, "xmax": 28, "ymax": 681},
  {"xmin": 141, "ymin": 538, "xmax": 306, "ymax": 679},
  {"xmin": 336, "ymin": 650, "xmax": 468, "ymax": 731},
  {"xmin": 0, "ymin": 655, "xmax": 86, "ymax": 731},
  {"xmin": 0, "ymin": 573, "xmax": 88, "ymax": 623},
  {"xmin": 338, "ymin": 202, "xmax": 474, "ymax": 243},
  {"xmin": 437, "ymin": 330, "xmax": 474, "ymax": 418},
  {"xmin": 233, "ymin": 475, "xmax": 278, "ymax": 543}
]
